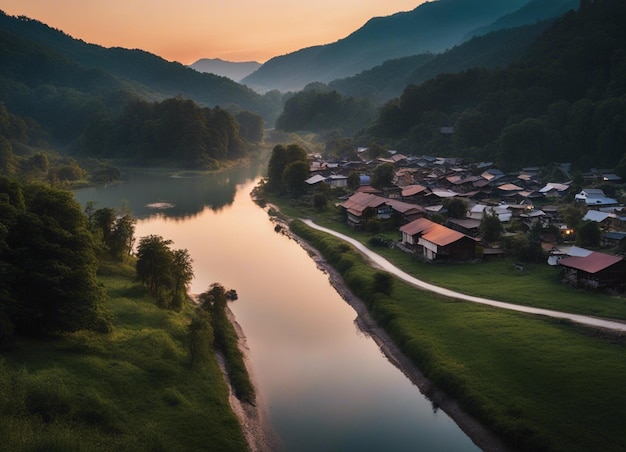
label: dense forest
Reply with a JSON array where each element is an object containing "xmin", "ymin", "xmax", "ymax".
[
  {"xmin": 275, "ymin": 89, "xmax": 376, "ymax": 135},
  {"xmin": 327, "ymin": 20, "xmax": 552, "ymax": 104},
  {"xmin": 74, "ymin": 97, "xmax": 264, "ymax": 168},
  {"xmin": 0, "ymin": 11, "xmax": 272, "ymax": 173},
  {"xmin": 0, "ymin": 177, "xmax": 111, "ymax": 345},
  {"xmin": 355, "ymin": 0, "xmax": 626, "ymax": 172}
]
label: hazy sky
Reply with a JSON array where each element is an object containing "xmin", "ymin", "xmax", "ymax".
[{"xmin": 0, "ymin": 0, "xmax": 428, "ymax": 64}]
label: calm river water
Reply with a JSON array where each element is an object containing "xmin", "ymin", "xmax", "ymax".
[{"xmin": 74, "ymin": 164, "xmax": 479, "ymax": 452}]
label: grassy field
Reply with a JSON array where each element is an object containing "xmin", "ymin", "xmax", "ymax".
[
  {"xmin": 290, "ymin": 219, "xmax": 626, "ymax": 452},
  {"xmin": 269, "ymin": 195, "xmax": 626, "ymax": 321},
  {"xmin": 0, "ymin": 260, "xmax": 247, "ymax": 451}
]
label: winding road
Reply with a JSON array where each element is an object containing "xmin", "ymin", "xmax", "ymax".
[{"xmin": 301, "ymin": 219, "xmax": 626, "ymax": 333}]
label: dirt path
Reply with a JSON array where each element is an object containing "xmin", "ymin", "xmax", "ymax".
[{"xmin": 301, "ymin": 219, "xmax": 626, "ymax": 333}]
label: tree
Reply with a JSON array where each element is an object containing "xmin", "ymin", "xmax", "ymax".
[
  {"xmin": 170, "ymin": 248, "xmax": 194, "ymax": 311},
  {"xmin": 235, "ymin": 111, "xmax": 264, "ymax": 143},
  {"xmin": 109, "ymin": 213, "xmax": 136, "ymax": 261},
  {"xmin": 371, "ymin": 163, "xmax": 395, "ymax": 189},
  {"xmin": 199, "ymin": 283, "xmax": 228, "ymax": 311},
  {"xmin": 445, "ymin": 198, "xmax": 467, "ymax": 219},
  {"xmin": 282, "ymin": 160, "xmax": 310, "ymax": 196},
  {"xmin": 313, "ymin": 192, "xmax": 328, "ymax": 211},
  {"xmin": 3, "ymin": 182, "xmax": 110, "ymax": 336},
  {"xmin": 480, "ymin": 210, "xmax": 503, "ymax": 243},
  {"xmin": 266, "ymin": 143, "xmax": 308, "ymax": 193},
  {"xmin": 561, "ymin": 204, "xmax": 586, "ymax": 229},
  {"xmin": 575, "ymin": 220, "xmax": 601, "ymax": 248},
  {"xmin": 347, "ymin": 171, "xmax": 360, "ymax": 190},
  {"xmin": 135, "ymin": 234, "xmax": 193, "ymax": 310},
  {"xmin": 136, "ymin": 235, "xmax": 174, "ymax": 302}
]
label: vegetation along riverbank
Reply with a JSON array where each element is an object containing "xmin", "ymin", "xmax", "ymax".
[
  {"xmin": 0, "ymin": 258, "xmax": 249, "ymax": 451},
  {"xmin": 256, "ymin": 185, "xmax": 626, "ymax": 452}
]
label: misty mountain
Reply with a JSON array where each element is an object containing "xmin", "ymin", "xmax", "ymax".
[
  {"xmin": 327, "ymin": 20, "xmax": 554, "ymax": 104},
  {"xmin": 463, "ymin": 0, "xmax": 579, "ymax": 40},
  {"xmin": 241, "ymin": 0, "xmax": 532, "ymax": 92},
  {"xmin": 0, "ymin": 12, "xmax": 269, "ymax": 116},
  {"xmin": 189, "ymin": 58, "xmax": 261, "ymax": 82},
  {"xmin": 357, "ymin": 0, "xmax": 626, "ymax": 171}
]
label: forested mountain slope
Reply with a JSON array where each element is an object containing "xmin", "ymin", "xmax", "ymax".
[
  {"xmin": 241, "ymin": 0, "xmax": 575, "ymax": 92},
  {"xmin": 0, "ymin": 12, "xmax": 270, "ymax": 116},
  {"xmin": 327, "ymin": 20, "xmax": 553, "ymax": 104},
  {"xmin": 356, "ymin": 0, "xmax": 626, "ymax": 172}
]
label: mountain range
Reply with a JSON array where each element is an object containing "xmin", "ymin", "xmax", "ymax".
[
  {"xmin": 189, "ymin": 58, "xmax": 261, "ymax": 82},
  {"xmin": 241, "ymin": 0, "xmax": 578, "ymax": 92}
]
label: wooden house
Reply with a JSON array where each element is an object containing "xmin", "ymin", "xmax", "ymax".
[
  {"xmin": 400, "ymin": 218, "xmax": 477, "ymax": 262},
  {"xmin": 559, "ymin": 251, "xmax": 626, "ymax": 290}
]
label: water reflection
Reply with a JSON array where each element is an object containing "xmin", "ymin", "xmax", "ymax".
[
  {"xmin": 74, "ymin": 168, "xmax": 480, "ymax": 452},
  {"xmin": 73, "ymin": 158, "xmax": 266, "ymax": 220}
]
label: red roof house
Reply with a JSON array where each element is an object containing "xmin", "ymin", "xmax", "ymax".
[
  {"xmin": 559, "ymin": 252, "xmax": 626, "ymax": 289},
  {"xmin": 400, "ymin": 218, "xmax": 478, "ymax": 262}
]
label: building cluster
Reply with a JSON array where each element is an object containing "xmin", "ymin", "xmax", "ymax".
[{"xmin": 304, "ymin": 149, "xmax": 626, "ymax": 290}]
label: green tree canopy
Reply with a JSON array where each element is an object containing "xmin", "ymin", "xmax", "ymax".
[
  {"xmin": 135, "ymin": 234, "xmax": 193, "ymax": 311},
  {"xmin": 445, "ymin": 198, "xmax": 468, "ymax": 219},
  {"xmin": 0, "ymin": 179, "xmax": 110, "ymax": 337},
  {"xmin": 371, "ymin": 163, "xmax": 395, "ymax": 189},
  {"xmin": 266, "ymin": 143, "xmax": 309, "ymax": 194}
]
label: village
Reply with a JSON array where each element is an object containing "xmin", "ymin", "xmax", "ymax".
[{"xmin": 304, "ymin": 147, "xmax": 626, "ymax": 292}]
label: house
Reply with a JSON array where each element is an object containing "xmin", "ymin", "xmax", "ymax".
[
  {"xmin": 340, "ymin": 192, "xmax": 389, "ymax": 227},
  {"xmin": 547, "ymin": 245, "xmax": 592, "ymax": 266},
  {"xmin": 446, "ymin": 218, "xmax": 482, "ymax": 237},
  {"xmin": 559, "ymin": 251, "xmax": 626, "ymax": 289},
  {"xmin": 326, "ymin": 174, "xmax": 348, "ymax": 188},
  {"xmin": 340, "ymin": 192, "xmax": 423, "ymax": 227},
  {"xmin": 400, "ymin": 184, "xmax": 428, "ymax": 203},
  {"xmin": 400, "ymin": 218, "xmax": 478, "ymax": 262},
  {"xmin": 305, "ymin": 174, "xmax": 327, "ymax": 188},
  {"xmin": 468, "ymin": 204, "xmax": 512, "ymax": 223},
  {"xmin": 424, "ymin": 189, "xmax": 458, "ymax": 205},
  {"xmin": 602, "ymin": 231, "xmax": 626, "ymax": 248},
  {"xmin": 539, "ymin": 183, "xmax": 570, "ymax": 198},
  {"xmin": 575, "ymin": 188, "xmax": 619, "ymax": 208},
  {"xmin": 582, "ymin": 210, "xmax": 612, "ymax": 228}
]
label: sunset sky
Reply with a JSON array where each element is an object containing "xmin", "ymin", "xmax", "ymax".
[{"xmin": 0, "ymin": 1, "xmax": 428, "ymax": 64}]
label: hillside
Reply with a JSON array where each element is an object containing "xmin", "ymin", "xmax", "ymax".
[
  {"xmin": 189, "ymin": 58, "xmax": 261, "ymax": 82},
  {"xmin": 327, "ymin": 20, "xmax": 553, "ymax": 104},
  {"xmin": 0, "ymin": 12, "xmax": 270, "ymax": 117},
  {"xmin": 356, "ymin": 0, "xmax": 626, "ymax": 172},
  {"xmin": 241, "ymin": 0, "xmax": 558, "ymax": 92}
]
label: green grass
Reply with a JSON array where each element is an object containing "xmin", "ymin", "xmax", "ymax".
[
  {"xmin": 290, "ymin": 218, "xmax": 626, "ymax": 452},
  {"xmin": 267, "ymin": 194, "xmax": 626, "ymax": 320},
  {"xmin": 0, "ymin": 260, "xmax": 247, "ymax": 452}
]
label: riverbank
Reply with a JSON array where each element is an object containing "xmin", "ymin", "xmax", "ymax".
[
  {"xmin": 188, "ymin": 294, "xmax": 281, "ymax": 452},
  {"xmin": 219, "ymin": 306, "xmax": 282, "ymax": 452},
  {"xmin": 266, "ymin": 209, "xmax": 510, "ymax": 452}
]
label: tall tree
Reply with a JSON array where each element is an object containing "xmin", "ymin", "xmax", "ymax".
[
  {"xmin": 2, "ymin": 182, "xmax": 109, "ymax": 336},
  {"xmin": 371, "ymin": 163, "xmax": 395, "ymax": 189},
  {"xmin": 266, "ymin": 143, "xmax": 308, "ymax": 194}
]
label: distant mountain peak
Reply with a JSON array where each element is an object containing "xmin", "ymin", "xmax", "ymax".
[
  {"xmin": 188, "ymin": 58, "xmax": 261, "ymax": 82},
  {"xmin": 241, "ymin": 0, "xmax": 530, "ymax": 92}
]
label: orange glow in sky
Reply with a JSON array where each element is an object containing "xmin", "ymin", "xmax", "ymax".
[{"xmin": 0, "ymin": 1, "xmax": 428, "ymax": 64}]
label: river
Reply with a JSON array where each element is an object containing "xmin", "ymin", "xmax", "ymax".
[{"xmin": 73, "ymin": 164, "xmax": 480, "ymax": 452}]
